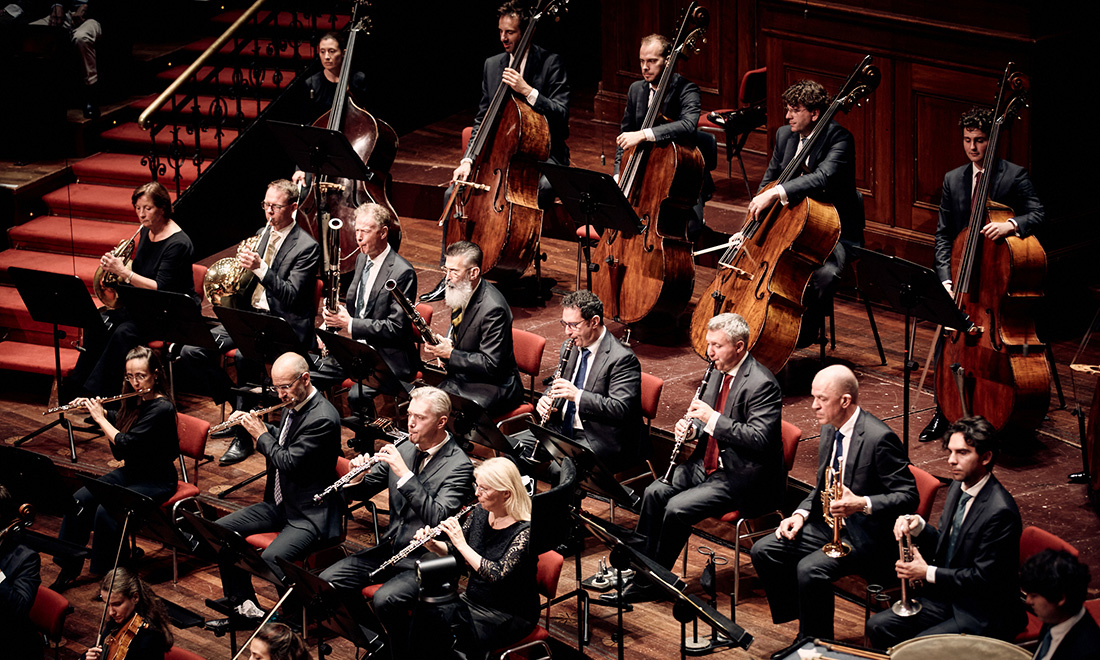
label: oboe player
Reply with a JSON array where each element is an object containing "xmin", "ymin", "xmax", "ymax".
[{"xmin": 615, "ymin": 313, "xmax": 784, "ymax": 603}]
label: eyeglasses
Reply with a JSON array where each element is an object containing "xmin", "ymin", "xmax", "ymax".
[
  {"xmin": 268, "ymin": 371, "xmax": 305, "ymax": 393},
  {"xmin": 559, "ymin": 319, "xmax": 585, "ymax": 330},
  {"xmin": 260, "ymin": 202, "xmax": 289, "ymax": 211},
  {"xmin": 124, "ymin": 372, "xmax": 150, "ymax": 382},
  {"xmin": 441, "ymin": 266, "xmax": 470, "ymax": 277},
  {"xmin": 474, "ymin": 484, "xmax": 496, "ymax": 494}
]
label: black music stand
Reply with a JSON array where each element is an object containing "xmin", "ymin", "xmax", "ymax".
[
  {"xmin": 76, "ymin": 475, "xmax": 158, "ymax": 575},
  {"xmin": 444, "ymin": 392, "xmax": 520, "ymax": 459},
  {"xmin": 117, "ymin": 286, "xmax": 219, "ymax": 392},
  {"xmin": 527, "ymin": 420, "xmax": 641, "ymax": 512},
  {"xmin": 538, "ymin": 163, "xmax": 642, "ymax": 292},
  {"xmin": 317, "ymin": 328, "xmax": 407, "ymax": 448},
  {"xmin": 853, "ymin": 248, "xmax": 971, "ymax": 450},
  {"xmin": 9, "ymin": 266, "xmax": 105, "ymax": 461},
  {"xmin": 276, "ymin": 558, "xmax": 385, "ymax": 659},
  {"xmin": 0, "ymin": 446, "xmax": 89, "ymax": 562}
]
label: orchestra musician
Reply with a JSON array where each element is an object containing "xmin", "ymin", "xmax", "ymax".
[
  {"xmin": 318, "ymin": 386, "xmax": 474, "ymax": 659},
  {"xmin": 52, "ymin": 346, "xmax": 180, "ymax": 593},
  {"xmin": 867, "ymin": 415, "xmax": 1025, "ymax": 647},
  {"xmin": 176, "ymin": 179, "xmax": 319, "ymax": 466},
  {"xmin": 420, "ymin": 0, "xmax": 570, "ymax": 303},
  {"xmin": 1021, "ymin": 550, "xmax": 1100, "ymax": 660},
  {"xmin": 536, "ymin": 290, "xmax": 645, "ymax": 472},
  {"xmin": 751, "ymin": 364, "xmax": 917, "ymax": 653},
  {"xmin": 68, "ymin": 181, "xmax": 197, "ymax": 399},
  {"xmin": 207, "ymin": 352, "xmax": 341, "ymax": 629},
  {"xmin": 0, "ymin": 483, "xmax": 43, "ymax": 660},
  {"xmin": 745, "ymin": 80, "xmax": 864, "ymax": 348},
  {"xmin": 413, "ymin": 457, "xmax": 537, "ymax": 660},
  {"xmin": 617, "ymin": 313, "xmax": 784, "ymax": 603},
  {"xmin": 83, "ymin": 567, "xmax": 173, "ymax": 660},
  {"xmin": 247, "ymin": 622, "xmax": 312, "ymax": 660},
  {"xmin": 424, "ymin": 241, "xmax": 524, "ymax": 417},
  {"xmin": 918, "ymin": 106, "xmax": 1046, "ymax": 442}
]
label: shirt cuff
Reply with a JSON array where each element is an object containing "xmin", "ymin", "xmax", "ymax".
[
  {"xmin": 1008, "ymin": 218, "xmax": 1020, "ymax": 236},
  {"xmin": 255, "ymin": 261, "xmax": 269, "ymax": 280},
  {"xmin": 703, "ymin": 411, "xmax": 721, "ymax": 435},
  {"xmin": 777, "ymin": 184, "xmax": 789, "ymax": 205},
  {"xmin": 926, "ymin": 566, "xmax": 937, "ymax": 583},
  {"xmin": 643, "ymin": 128, "xmax": 656, "ymax": 142},
  {"xmin": 863, "ymin": 496, "xmax": 872, "ymax": 515},
  {"xmin": 794, "ymin": 509, "xmax": 810, "ymax": 520},
  {"xmin": 525, "ymin": 88, "xmax": 540, "ymax": 105},
  {"xmin": 396, "ymin": 473, "xmax": 412, "ymax": 489}
]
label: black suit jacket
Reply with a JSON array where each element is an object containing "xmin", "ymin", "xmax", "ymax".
[
  {"xmin": 0, "ymin": 541, "xmax": 43, "ymax": 660},
  {"xmin": 238, "ymin": 223, "xmax": 320, "ymax": 346},
  {"xmin": 614, "ymin": 74, "xmax": 701, "ymax": 173},
  {"xmin": 760, "ymin": 122, "xmax": 864, "ymax": 245},
  {"xmin": 1044, "ymin": 610, "xmax": 1100, "ymax": 660},
  {"xmin": 256, "ymin": 390, "xmax": 342, "ymax": 542},
  {"xmin": 471, "ymin": 44, "xmax": 570, "ymax": 165},
  {"xmin": 917, "ymin": 474, "xmax": 1026, "ymax": 639},
  {"xmin": 345, "ymin": 249, "xmax": 419, "ymax": 382},
  {"xmin": 440, "ymin": 279, "xmax": 523, "ymax": 416},
  {"xmin": 933, "ymin": 159, "xmax": 1045, "ymax": 282}
]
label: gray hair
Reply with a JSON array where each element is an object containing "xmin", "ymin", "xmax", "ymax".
[
  {"xmin": 410, "ymin": 386, "xmax": 452, "ymax": 418},
  {"xmin": 706, "ymin": 313, "xmax": 749, "ymax": 345}
]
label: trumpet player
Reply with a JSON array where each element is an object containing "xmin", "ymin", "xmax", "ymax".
[
  {"xmin": 616, "ymin": 313, "xmax": 783, "ymax": 604},
  {"xmin": 866, "ymin": 416, "xmax": 1025, "ymax": 648},
  {"xmin": 753, "ymin": 364, "xmax": 917, "ymax": 653}
]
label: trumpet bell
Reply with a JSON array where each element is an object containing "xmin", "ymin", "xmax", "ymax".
[
  {"xmin": 891, "ymin": 598, "xmax": 922, "ymax": 617},
  {"xmin": 822, "ymin": 540, "xmax": 851, "ymax": 558}
]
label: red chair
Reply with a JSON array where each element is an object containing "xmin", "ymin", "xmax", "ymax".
[
  {"xmin": 494, "ymin": 329, "xmax": 546, "ymax": 430},
  {"xmin": 165, "ymin": 646, "xmax": 206, "ymax": 660},
  {"xmin": 163, "ymin": 412, "xmax": 210, "ymax": 583},
  {"xmin": 29, "ymin": 585, "xmax": 73, "ymax": 660},
  {"xmin": 908, "ymin": 465, "xmax": 943, "ymax": 522},
  {"xmin": 1016, "ymin": 526, "xmax": 1080, "ymax": 643},
  {"xmin": 609, "ymin": 371, "xmax": 664, "ymax": 522},
  {"xmin": 698, "ymin": 66, "xmax": 767, "ymax": 196},
  {"xmin": 498, "ymin": 550, "xmax": 564, "ymax": 659}
]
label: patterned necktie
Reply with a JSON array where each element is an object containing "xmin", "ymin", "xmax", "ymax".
[
  {"xmin": 560, "ymin": 348, "xmax": 590, "ymax": 438},
  {"xmin": 703, "ymin": 374, "xmax": 733, "ymax": 475},
  {"xmin": 1033, "ymin": 628, "xmax": 1052, "ymax": 660},
  {"xmin": 355, "ymin": 258, "xmax": 373, "ymax": 318},
  {"xmin": 831, "ymin": 429, "xmax": 845, "ymax": 473},
  {"xmin": 251, "ymin": 228, "xmax": 281, "ymax": 307},
  {"xmin": 945, "ymin": 490, "xmax": 973, "ymax": 563},
  {"xmin": 272, "ymin": 407, "xmax": 296, "ymax": 505},
  {"xmin": 450, "ymin": 305, "xmax": 464, "ymax": 337}
]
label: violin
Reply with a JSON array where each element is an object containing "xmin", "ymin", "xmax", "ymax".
[{"xmin": 102, "ymin": 613, "xmax": 148, "ymax": 660}]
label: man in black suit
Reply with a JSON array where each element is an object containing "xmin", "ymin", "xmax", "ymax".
[
  {"xmin": 536, "ymin": 290, "xmax": 644, "ymax": 472},
  {"xmin": 751, "ymin": 364, "xmax": 917, "ymax": 649},
  {"xmin": 1021, "ymin": 549, "xmax": 1100, "ymax": 660},
  {"xmin": 0, "ymin": 484, "xmax": 44, "ymax": 660},
  {"xmin": 319, "ymin": 386, "xmax": 474, "ymax": 659},
  {"xmin": 178, "ymin": 179, "xmax": 320, "ymax": 465},
  {"xmin": 209, "ymin": 352, "xmax": 342, "ymax": 624},
  {"xmin": 920, "ymin": 106, "xmax": 1045, "ymax": 441},
  {"xmin": 746, "ymin": 80, "xmax": 864, "ymax": 347},
  {"xmin": 421, "ymin": 0, "xmax": 570, "ymax": 302},
  {"xmin": 866, "ymin": 416, "xmax": 1025, "ymax": 647},
  {"xmin": 424, "ymin": 241, "xmax": 523, "ymax": 417},
  {"xmin": 618, "ymin": 313, "xmax": 784, "ymax": 603}
]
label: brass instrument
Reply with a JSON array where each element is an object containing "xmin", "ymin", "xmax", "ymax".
[
  {"xmin": 202, "ymin": 225, "xmax": 269, "ymax": 306},
  {"xmin": 821, "ymin": 466, "xmax": 851, "ymax": 558},
  {"xmin": 367, "ymin": 502, "xmax": 478, "ymax": 579},
  {"xmin": 384, "ymin": 279, "xmax": 440, "ymax": 345},
  {"xmin": 208, "ymin": 399, "xmax": 294, "ymax": 435},
  {"xmin": 323, "ymin": 214, "xmax": 343, "ymax": 314},
  {"xmin": 660, "ymin": 361, "xmax": 716, "ymax": 484},
  {"xmin": 315, "ymin": 433, "xmax": 408, "ymax": 502},
  {"xmin": 892, "ymin": 517, "xmax": 922, "ymax": 616},
  {"xmin": 540, "ymin": 338, "xmax": 576, "ymax": 425},
  {"xmin": 44, "ymin": 388, "xmax": 150, "ymax": 415},
  {"xmin": 93, "ymin": 226, "xmax": 141, "ymax": 309}
]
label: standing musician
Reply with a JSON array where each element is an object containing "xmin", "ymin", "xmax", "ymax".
[
  {"xmin": 69, "ymin": 181, "xmax": 197, "ymax": 399},
  {"xmin": 0, "ymin": 483, "xmax": 43, "ymax": 660},
  {"xmin": 318, "ymin": 386, "xmax": 474, "ymax": 660},
  {"xmin": 52, "ymin": 346, "xmax": 179, "ymax": 593},
  {"xmin": 176, "ymin": 179, "xmax": 319, "ymax": 466},
  {"xmin": 424, "ymin": 241, "xmax": 524, "ymax": 417},
  {"xmin": 867, "ymin": 415, "xmax": 1025, "ymax": 647},
  {"xmin": 208, "ymin": 352, "xmax": 341, "ymax": 626},
  {"xmin": 919, "ymin": 106, "xmax": 1045, "ymax": 442},
  {"xmin": 421, "ymin": 0, "xmax": 570, "ymax": 303},
  {"xmin": 619, "ymin": 313, "xmax": 784, "ymax": 603},
  {"xmin": 745, "ymin": 80, "xmax": 864, "ymax": 348},
  {"xmin": 536, "ymin": 290, "xmax": 644, "ymax": 472},
  {"xmin": 751, "ymin": 364, "xmax": 917, "ymax": 651},
  {"xmin": 83, "ymin": 567, "xmax": 173, "ymax": 660},
  {"xmin": 1021, "ymin": 550, "xmax": 1100, "ymax": 660}
]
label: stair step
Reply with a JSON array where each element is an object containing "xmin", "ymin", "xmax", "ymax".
[
  {"xmin": 129, "ymin": 93, "xmax": 266, "ymax": 123},
  {"xmin": 8, "ymin": 216, "xmax": 139, "ymax": 257},
  {"xmin": 0, "ymin": 339, "xmax": 81, "ymax": 375},
  {"xmin": 73, "ymin": 152, "xmax": 200, "ymax": 188},
  {"xmin": 102, "ymin": 122, "xmax": 235, "ymax": 159},
  {"xmin": 182, "ymin": 36, "xmax": 314, "ymax": 62},
  {"xmin": 212, "ymin": 10, "xmax": 349, "ymax": 31},
  {"xmin": 0, "ymin": 250, "xmax": 99, "ymax": 293},
  {"xmin": 41, "ymin": 183, "xmax": 177, "ymax": 223},
  {"xmin": 155, "ymin": 65, "xmax": 298, "ymax": 93},
  {"xmin": 0, "ymin": 286, "xmax": 84, "ymax": 349}
]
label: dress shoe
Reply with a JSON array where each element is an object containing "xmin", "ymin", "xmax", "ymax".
[
  {"xmin": 218, "ymin": 436, "xmax": 254, "ymax": 466},
  {"xmin": 918, "ymin": 410, "xmax": 948, "ymax": 443},
  {"xmin": 770, "ymin": 636, "xmax": 811, "ymax": 660},
  {"xmin": 210, "ymin": 426, "xmax": 238, "ymax": 440},
  {"xmin": 418, "ymin": 277, "xmax": 447, "ymax": 303},
  {"xmin": 49, "ymin": 566, "xmax": 81, "ymax": 593}
]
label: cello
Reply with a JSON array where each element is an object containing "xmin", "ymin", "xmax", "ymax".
[
  {"xmin": 438, "ymin": 0, "xmax": 567, "ymax": 279},
  {"xmin": 296, "ymin": 0, "xmax": 400, "ymax": 273},
  {"xmin": 589, "ymin": 3, "xmax": 708, "ymax": 325},
  {"xmin": 935, "ymin": 64, "xmax": 1049, "ymax": 432},
  {"xmin": 688, "ymin": 56, "xmax": 879, "ymax": 373}
]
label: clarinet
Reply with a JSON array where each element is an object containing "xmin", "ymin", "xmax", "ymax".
[
  {"xmin": 313, "ymin": 436, "xmax": 408, "ymax": 503},
  {"xmin": 384, "ymin": 279, "xmax": 441, "ymax": 345},
  {"xmin": 540, "ymin": 338, "xmax": 576, "ymax": 425},
  {"xmin": 660, "ymin": 361, "xmax": 716, "ymax": 484},
  {"xmin": 367, "ymin": 502, "xmax": 478, "ymax": 579}
]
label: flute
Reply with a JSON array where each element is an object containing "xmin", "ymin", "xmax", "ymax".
[
  {"xmin": 367, "ymin": 502, "xmax": 478, "ymax": 579},
  {"xmin": 314, "ymin": 435, "xmax": 408, "ymax": 503},
  {"xmin": 44, "ymin": 388, "xmax": 150, "ymax": 415},
  {"xmin": 208, "ymin": 400, "xmax": 294, "ymax": 435}
]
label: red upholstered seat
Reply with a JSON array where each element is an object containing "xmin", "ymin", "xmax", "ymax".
[
  {"xmin": 165, "ymin": 646, "xmax": 206, "ymax": 660},
  {"xmin": 162, "ymin": 412, "xmax": 211, "ymax": 582},
  {"xmin": 498, "ymin": 551, "xmax": 563, "ymax": 659},
  {"xmin": 908, "ymin": 465, "xmax": 943, "ymax": 521},
  {"xmin": 494, "ymin": 329, "xmax": 546, "ymax": 427},
  {"xmin": 29, "ymin": 585, "xmax": 73, "ymax": 659},
  {"xmin": 1016, "ymin": 526, "xmax": 1080, "ymax": 643},
  {"xmin": 246, "ymin": 532, "xmax": 279, "ymax": 550}
]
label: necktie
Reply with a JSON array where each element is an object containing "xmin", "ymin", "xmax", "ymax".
[
  {"xmin": 450, "ymin": 306, "xmax": 464, "ymax": 336},
  {"xmin": 831, "ymin": 429, "xmax": 845, "ymax": 473},
  {"xmin": 945, "ymin": 490, "xmax": 973, "ymax": 563},
  {"xmin": 560, "ymin": 348, "xmax": 590, "ymax": 438},
  {"xmin": 703, "ymin": 374, "xmax": 733, "ymax": 475},
  {"xmin": 251, "ymin": 229, "xmax": 280, "ymax": 307},
  {"xmin": 1033, "ymin": 628, "xmax": 1052, "ymax": 660},
  {"xmin": 971, "ymin": 170, "xmax": 983, "ymax": 212},
  {"xmin": 273, "ymin": 407, "xmax": 296, "ymax": 505},
  {"xmin": 355, "ymin": 258, "xmax": 373, "ymax": 318},
  {"xmin": 413, "ymin": 450, "xmax": 429, "ymax": 475}
]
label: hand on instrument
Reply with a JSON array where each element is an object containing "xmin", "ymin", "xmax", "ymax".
[
  {"xmin": 536, "ymin": 395, "xmax": 553, "ymax": 419},
  {"xmin": 292, "ymin": 170, "xmax": 306, "ymax": 186},
  {"xmin": 746, "ymin": 187, "xmax": 781, "ymax": 221},
  {"xmin": 415, "ymin": 525, "xmax": 448, "ymax": 555},
  {"xmin": 375, "ymin": 442, "xmax": 411, "ymax": 479},
  {"xmin": 85, "ymin": 646, "xmax": 103, "ymax": 660},
  {"xmin": 893, "ymin": 514, "xmax": 921, "ymax": 541},
  {"xmin": 616, "ymin": 130, "xmax": 646, "ymax": 151},
  {"xmin": 775, "ymin": 513, "xmax": 805, "ymax": 540},
  {"xmin": 79, "ymin": 398, "xmax": 107, "ymax": 426},
  {"xmin": 829, "ymin": 486, "xmax": 866, "ymax": 519},
  {"xmin": 685, "ymin": 398, "xmax": 716, "ymax": 423},
  {"xmin": 437, "ymin": 516, "xmax": 467, "ymax": 549},
  {"xmin": 895, "ymin": 545, "xmax": 928, "ymax": 581},
  {"xmin": 72, "ymin": 3, "xmax": 87, "ymax": 23},
  {"xmin": 980, "ymin": 220, "xmax": 1016, "ymax": 241},
  {"xmin": 100, "ymin": 252, "xmax": 127, "ymax": 277},
  {"xmin": 424, "ymin": 336, "xmax": 454, "ymax": 360},
  {"xmin": 322, "ymin": 305, "xmax": 351, "ymax": 333},
  {"xmin": 674, "ymin": 417, "xmax": 696, "ymax": 442},
  {"xmin": 237, "ymin": 411, "xmax": 266, "ymax": 439},
  {"xmin": 238, "ymin": 246, "xmax": 262, "ymax": 271},
  {"xmin": 729, "ymin": 231, "xmax": 744, "ymax": 249},
  {"xmin": 453, "ymin": 161, "xmax": 472, "ymax": 182},
  {"xmin": 546, "ymin": 377, "xmax": 579, "ymax": 403},
  {"xmin": 501, "ymin": 67, "xmax": 533, "ymax": 97},
  {"xmin": 942, "ymin": 281, "xmax": 954, "ymax": 297}
]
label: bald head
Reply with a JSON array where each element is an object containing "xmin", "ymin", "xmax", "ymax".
[
  {"xmin": 811, "ymin": 365, "xmax": 859, "ymax": 429},
  {"xmin": 271, "ymin": 352, "xmax": 311, "ymax": 403}
]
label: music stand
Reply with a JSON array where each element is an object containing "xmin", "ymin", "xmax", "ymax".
[
  {"xmin": 538, "ymin": 163, "xmax": 642, "ymax": 292},
  {"xmin": 0, "ymin": 446, "xmax": 89, "ymax": 561},
  {"xmin": 444, "ymin": 392, "xmax": 520, "ymax": 458},
  {"xmin": 9, "ymin": 267, "xmax": 105, "ymax": 460},
  {"xmin": 117, "ymin": 286, "xmax": 219, "ymax": 392},
  {"xmin": 853, "ymin": 248, "xmax": 971, "ymax": 450},
  {"xmin": 526, "ymin": 420, "xmax": 640, "ymax": 511},
  {"xmin": 276, "ymin": 558, "xmax": 385, "ymax": 659},
  {"xmin": 180, "ymin": 509, "xmax": 284, "ymax": 588},
  {"xmin": 317, "ymin": 328, "xmax": 407, "ymax": 446}
]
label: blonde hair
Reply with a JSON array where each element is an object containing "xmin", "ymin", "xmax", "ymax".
[
  {"xmin": 475, "ymin": 457, "xmax": 531, "ymax": 521},
  {"xmin": 410, "ymin": 386, "xmax": 452, "ymax": 418}
]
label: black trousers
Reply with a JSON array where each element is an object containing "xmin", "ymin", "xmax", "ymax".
[{"xmin": 215, "ymin": 502, "xmax": 318, "ymax": 603}]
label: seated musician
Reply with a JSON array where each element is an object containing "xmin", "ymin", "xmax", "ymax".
[
  {"xmin": 618, "ymin": 313, "xmax": 784, "ymax": 603},
  {"xmin": 421, "ymin": 0, "xmax": 570, "ymax": 303},
  {"xmin": 745, "ymin": 80, "xmax": 864, "ymax": 348},
  {"xmin": 208, "ymin": 352, "xmax": 341, "ymax": 627},
  {"xmin": 536, "ymin": 290, "xmax": 644, "ymax": 472},
  {"xmin": 68, "ymin": 181, "xmax": 197, "ymax": 398},
  {"xmin": 424, "ymin": 241, "xmax": 524, "ymax": 417},
  {"xmin": 249, "ymin": 622, "xmax": 311, "ymax": 660},
  {"xmin": 1021, "ymin": 550, "xmax": 1100, "ymax": 660},
  {"xmin": 176, "ymin": 179, "xmax": 319, "ymax": 466},
  {"xmin": 413, "ymin": 457, "xmax": 537, "ymax": 660},
  {"xmin": 0, "ymin": 483, "xmax": 43, "ymax": 660},
  {"xmin": 84, "ymin": 567, "xmax": 173, "ymax": 660},
  {"xmin": 919, "ymin": 106, "xmax": 1045, "ymax": 442},
  {"xmin": 52, "ymin": 346, "xmax": 179, "ymax": 592},
  {"xmin": 867, "ymin": 416, "xmax": 1025, "ymax": 647},
  {"xmin": 751, "ymin": 365, "xmax": 917, "ymax": 655},
  {"xmin": 318, "ymin": 386, "xmax": 474, "ymax": 660}
]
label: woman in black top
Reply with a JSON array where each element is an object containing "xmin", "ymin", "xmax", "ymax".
[
  {"xmin": 84, "ymin": 567, "xmax": 173, "ymax": 660},
  {"xmin": 53, "ymin": 346, "xmax": 180, "ymax": 591}
]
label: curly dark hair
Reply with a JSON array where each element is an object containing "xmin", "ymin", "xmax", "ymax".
[
  {"xmin": 959, "ymin": 106, "xmax": 993, "ymax": 134},
  {"xmin": 781, "ymin": 80, "xmax": 829, "ymax": 114},
  {"xmin": 561, "ymin": 290, "xmax": 603, "ymax": 321},
  {"xmin": 498, "ymin": 0, "xmax": 531, "ymax": 30},
  {"xmin": 941, "ymin": 415, "xmax": 998, "ymax": 466}
]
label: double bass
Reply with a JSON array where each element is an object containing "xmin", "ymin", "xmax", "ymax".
[
  {"xmin": 438, "ymin": 0, "xmax": 567, "ymax": 279},
  {"xmin": 590, "ymin": 3, "xmax": 708, "ymax": 325},
  {"xmin": 296, "ymin": 0, "xmax": 400, "ymax": 273},
  {"xmin": 688, "ymin": 56, "xmax": 879, "ymax": 373},
  {"xmin": 935, "ymin": 64, "xmax": 1049, "ymax": 432}
]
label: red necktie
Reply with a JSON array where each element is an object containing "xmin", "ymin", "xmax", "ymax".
[{"xmin": 704, "ymin": 374, "xmax": 733, "ymax": 475}]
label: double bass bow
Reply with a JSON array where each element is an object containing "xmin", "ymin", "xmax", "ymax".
[
  {"xmin": 934, "ymin": 63, "xmax": 1049, "ymax": 431},
  {"xmin": 590, "ymin": 3, "xmax": 708, "ymax": 325},
  {"xmin": 688, "ymin": 56, "xmax": 879, "ymax": 374}
]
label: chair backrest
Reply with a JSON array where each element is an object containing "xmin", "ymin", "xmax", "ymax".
[
  {"xmin": 739, "ymin": 66, "xmax": 767, "ymax": 106},
  {"xmin": 536, "ymin": 550, "xmax": 565, "ymax": 600},
  {"xmin": 337, "ymin": 455, "xmax": 351, "ymax": 478},
  {"xmin": 314, "ymin": 278, "xmax": 324, "ymax": 306},
  {"xmin": 175, "ymin": 412, "xmax": 210, "ymax": 485},
  {"xmin": 29, "ymin": 585, "xmax": 71, "ymax": 640},
  {"xmin": 416, "ymin": 303, "xmax": 434, "ymax": 327},
  {"xmin": 166, "ymin": 646, "xmax": 206, "ymax": 660},
  {"xmin": 779, "ymin": 420, "xmax": 801, "ymax": 472},
  {"xmin": 191, "ymin": 264, "xmax": 208, "ymax": 297},
  {"xmin": 639, "ymin": 372, "xmax": 664, "ymax": 422},
  {"xmin": 512, "ymin": 329, "xmax": 546, "ymax": 400},
  {"xmin": 908, "ymin": 465, "xmax": 943, "ymax": 521},
  {"xmin": 461, "ymin": 126, "xmax": 473, "ymax": 151},
  {"xmin": 1020, "ymin": 525, "xmax": 1079, "ymax": 566}
]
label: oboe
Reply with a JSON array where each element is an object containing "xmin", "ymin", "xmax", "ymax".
[
  {"xmin": 44, "ymin": 388, "xmax": 150, "ymax": 415},
  {"xmin": 367, "ymin": 502, "xmax": 478, "ymax": 579},
  {"xmin": 208, "ymin": 400, "xmax": 294, "ymax": 435},
  {"xmin": 540, "ymin": 338, "xmax": 576, "ymax": 425},
  {"xmin": 660, "ymin": 361, "xmax": 716, "ymax": 483},
  {"xmin": 314, "ymin": 435, "xmax": 408, "ymax": 503}
]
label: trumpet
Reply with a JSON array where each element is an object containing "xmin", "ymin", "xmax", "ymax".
[
  {"xmin": 208, "ymin": 400, "xmax": 294, "ymax": 435},
  {"xmin": 385, "ymin": 279, "xmax": 441, "ymax": 345},
  {"xmin": 44, "ymin": 388, "xmax": 150, "ymax": 415},
  {"xmin": 891, "ymin": 517, "xmax": 922, "ymax": 616},
  {"xmin": 540, "ymin": 338, "xmax": 576, "ymax": 425},
  {"xmin": 660, "ymin": 361, "xmax": 716, "ymax": 484},
  {"xmin": 93, "ymin": 226, "xmax": 141, "ymax": 309},
  {"xmin": 821, "ymin": 466, "xmax": 851, "ymax": 558},
  {"xmin": 367, "ymin": 502, "xmax": 478, "ymax": 579},
  {"xmin": 314, "ymin": 434, "xmax": 408, "ymax": 503}
]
